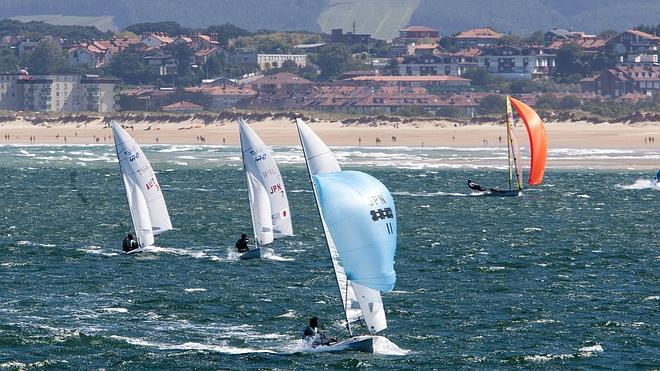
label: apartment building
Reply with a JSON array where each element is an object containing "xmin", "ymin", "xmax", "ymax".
[{"xmin": 0, "ymin": 73, "xmax": 118, "ymax": 112}]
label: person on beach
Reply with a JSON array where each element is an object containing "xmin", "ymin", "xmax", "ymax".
[
  {"xmin": 235, "ymin": 233, "xmax": 249, "ymax": 253},
  {"xmin": 302, "ymin": 316, "xmax": 336, "ymax": 347},
  {"xmin": 122, "ymin": 233, "xmax": 138, "ymax": 252}
]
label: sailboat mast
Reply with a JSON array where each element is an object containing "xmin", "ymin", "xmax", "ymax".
[
  {"xmin": 296, "ymin": 121, "xmax": 353, "ymax": 337},
  {"xmin": 505, "ymin": 97, "xmax": 514, "ymax": 190},
  {"xmin": 239, "ymin": 120, "xmax": 259, "ymax": 249}
]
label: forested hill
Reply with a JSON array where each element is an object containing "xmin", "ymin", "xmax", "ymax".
[
  {"xmin": 0, "ymin": 0, "xmax": 658, "ymax": 39},
  {"xmin": 409, "ymin": 0, "xmax": 660, "ymax": 36},
  {"xmin": 0, "ymin": 0, "xmax": 327, "ymax": 32}
]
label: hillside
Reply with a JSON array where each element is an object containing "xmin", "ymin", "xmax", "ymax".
[
  {"xmin": 410, "ymin": 0, "xmax": 660, "ymax": 36},
  {"xmin": 0, "ymin": 0, "xmax": 658, "ymax": 38}
]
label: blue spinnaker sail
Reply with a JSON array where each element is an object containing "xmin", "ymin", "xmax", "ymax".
[{"xmin": 313, "ymin": 170, "xmax": 397, "ymax": 292}]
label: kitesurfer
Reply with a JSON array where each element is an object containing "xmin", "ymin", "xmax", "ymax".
[
  {"xmin": 655, "ymin": 169, "xmax": 660, "ymax": 184},
  {"xmin": 235, "ymin": 233, "xmax": 249, "ymax": 253},
  {"xmin": 122, "ymin": 233, "xmax": 138, "ymax": 252},
  {"xmin": 302, "ymin": 316, "xmax": 335, "ymax": 347}
]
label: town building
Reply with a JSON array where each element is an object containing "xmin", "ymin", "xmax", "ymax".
[
  {"xmin": 398, "ymin": 53, "xmax": 478, "ymax": 77},
  {"xmin": 68, "ymin": 37, "xmax": 143, "ymax": 68},
  {"xmin": 544, "ymin": 28, "xmax": 597, "ymax": 43},
  {"xmin": 294, "ymin": 43, "xmax": 326, "ymax": 54},
  {"xmin": 478, "ymin": 45, "xmax": 555, "ymax": 80},
  {"xmin": 454, "ymin": 28, "xmax": 502, "ymax": 48},
  {"xmin": 141, "ymin": 32, "xmax": 174, "ymax": 48},
  {"xmin": 69, "ymin": 43, "xmax": 108, "ymax": 68},
  {"xmin": 184, "ymin": 86, "xmax": 256, "ymax": 112},
  {"xmin": 581, "ymin": 65, "xmax": 660, "ymax": 97},
  {"xmin": 347, "ymin": 75, "xmax": 471, "ymax": 91},
  {"xmin": 161, "ymin": 100, "xmax": 204, "ymax": 113},
  {"xmin": 231, "ymin": 52, "xmax": 307, "ymax": 70},
  {"xmin": 617, "ymin": 53, "xmax": 659, "ymax": 68},
  {"xmin": 330, "ymin": 29, "xmax": 371, "ymax": 45},
  {"xmin": 606, "ymin": 29, "xmax": 660, "ymax": 55},
  {"xmin": 0, "ymin": 72, "xmax": 118, "ymax": 112},
  {"xmin": 303, "ymin": 84, "xmax": 477, "ymax": 115},
  {"xmin": 398, "ymin": 26, "xmax": 440, "ymax": 43},
  {"xmin": 250, "ymin": 72, "xmax": 314, "ymax": 94},
  {"xmin": 545, "ymin": 38, "xmax": 607, "ymax": 55}
]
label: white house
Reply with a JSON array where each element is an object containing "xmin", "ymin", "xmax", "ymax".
[
  {"xmin": 477, "ymin": 46, "xmax": 555, "ymax": 80},
  {"xmin": 141, "ymin": 33, "xmax": 174, "ymax": 49}
]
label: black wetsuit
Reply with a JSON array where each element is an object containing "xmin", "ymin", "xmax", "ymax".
[
  {"xmin": 122, "ymin": 237, "xmax": 138, "ymax": 252},
  {"xmin": 467, "ymin": 179, "xmax": 486, "ymax": 192},
  {"xmin": 302, "ymin": 326, "xmax": 330, "ymax": 347},
  {"xmin": 235, "ymin": 238, "xmax": 249, "ymax": 253}
]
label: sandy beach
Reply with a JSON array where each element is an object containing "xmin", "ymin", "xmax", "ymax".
[{"xmin": 1, "ymin": 115, "xmax": 659, "ymax": 169}]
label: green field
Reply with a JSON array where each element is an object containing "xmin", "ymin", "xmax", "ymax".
[
  {"xmin": 317, "ymin": 0, "xmax": 422, "ymax": 40},
  {"xmin": 10, "ymin": 14, "xmax": 117, "ymax": 32}
]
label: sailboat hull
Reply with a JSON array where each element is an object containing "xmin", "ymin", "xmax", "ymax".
[
  {"xmin": 312, "ymin": 335, "xmax": 374, "ymax": 353},
  {"xmin": 121, "ymin": 247, "xmax": 143, "ymax": 255},
  {"xmin": 483, "ymin": 189, "xmax": 521, "ymax": 197},
  {"xmin": 239, "ymin": 247, "xmax": 274, "ymax": 260}
]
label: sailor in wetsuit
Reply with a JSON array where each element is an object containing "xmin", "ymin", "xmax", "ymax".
[
  {"xmin": 302, "ymin": 316, "xmax": 335, "ymax": 347},
  {"xmin": 467, "ymin": 179, "xmax": 487, "ymax": 191},
  {"xmin": 122, "ymin": 233, "xmax": 139, "ymax": 252},
  {"xmin": 235, "ymin": 233, "xmax": 249, "ymax": 253}
]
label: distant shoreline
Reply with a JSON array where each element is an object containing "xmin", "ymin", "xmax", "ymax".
[
  {"xmin": 1, "ymin": 113, "xmax": 658, "ymax": 170},
  {"xmin": 1, "ymin": 112, "xmax": 658, "ymax": 147}
]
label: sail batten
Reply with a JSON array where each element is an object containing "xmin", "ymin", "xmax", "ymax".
[{"xmin": 112, "ymin": 122, "xmax": 172, "ymax": 247}]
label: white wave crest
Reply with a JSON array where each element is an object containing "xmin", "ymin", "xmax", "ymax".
[
  {"xmin": 616, "ymin": 179, "xmax": 659, "ymax": 190},
  {"xmin": 109, "ymin": 335, "xmax": 274, "ymax": 354}
]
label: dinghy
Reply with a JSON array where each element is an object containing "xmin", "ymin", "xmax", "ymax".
[
  {"xmin": 468, "ymin": 96, "xmax": 547, "ymax": 196},
  {"xmin": 112, "ymin": 122, "xmax": 172, "ymax": 253},
  {"xmin": 296, "ymin": 118, "xmax": 398, "ymax": 353},
  {"xmin": 238, "ymin": 118, "xmax": 293, "ymax": 260}
]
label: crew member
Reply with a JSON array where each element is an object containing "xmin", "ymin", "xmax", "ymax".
[
  {"xmin": 302, "ymin": 316, "xmax": 335, "ymax": 347},
  {"xmin": 122, "ymin": 233, "xmax": 138, "ymax": 252},
  {"xmin": 235, "ymin": 233, "xmax": 249, "ymax": 253},
  {"xmin": 467, "ymin": 179, "xmax": 486, "ymax": 191}
]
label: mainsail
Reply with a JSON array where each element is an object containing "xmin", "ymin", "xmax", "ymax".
[
  {"xmin": 509, "ymin": 96, "xmax": 548, "ymax": 186},
  {"xmin": 297, "ymin": 118, "xmax": 397, "ymax": 335},
  {"xmin": 112, "ymin": 122, "xmax": 172, "ymax": 247},
  {"xmin": 239, "ymin": 119, "xmax": 293, "ymax": 247}
]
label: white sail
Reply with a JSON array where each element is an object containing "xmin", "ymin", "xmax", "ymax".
[
  {"xmin": 246, "ymin": 172, "xmax": 274, "ymax": 245},
  {"xmin": 296, "ymin": 118, "xmax": 380, "ymax": 331},
  {"xmin": 295, "ymin": 118, "xmax": 340, "ymax": 175},
  {"xmin": 352, "ymin": 282, "xmax": 387, "ymax": 334},
  {"xmin": 112, "ymin": 122, "xmax": 172, "ymax": 246},
  {"xmin": 123, "ymin": 174, "xmax": 154, "ymax": 246},
  {"xmin": 239, "ymin": 119, "xmax": 293, "ymax": 245}
]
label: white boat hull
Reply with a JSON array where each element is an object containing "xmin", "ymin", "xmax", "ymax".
[
  {"xmin": 121, "ymin": 247, "xmax": 143, "ymax": 255},
  {"xmin": 239, "ymin": 247, "xmax": 274, "ymax": 260},
  {"xmin": 313, "ymin": 335, "xmax": 376, "ymax": 353}
]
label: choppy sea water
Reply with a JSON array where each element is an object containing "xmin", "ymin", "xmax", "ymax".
[{"xmin": 0, "ymin": 145, "xmax": 658, "ymax": 369}]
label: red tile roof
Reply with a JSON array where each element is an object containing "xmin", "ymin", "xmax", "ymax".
[
  {"xmin": 252, "ymin": 72, "xmax": 315, "ymax": 86},
  {"xmin": 184, "ymin": 86, "xmax": 257, "ymax": 96},
  {"xmin": 348, "ymin": 75, "xmax": 470, "ymax": 83},
  {"xmin": 400, "ymin": 26, "xmax": 439, "ymax": 33},
  {"xmin": 162, "ymin": 100, "xmax": 203, "ymax": 110},
  {"xmin": 624, "ymin": 29, "xmax": 660, "ymax": 41},
  {"xmin": 455, "ymin": 28, "xmax": 502, "ymax": 39}
]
